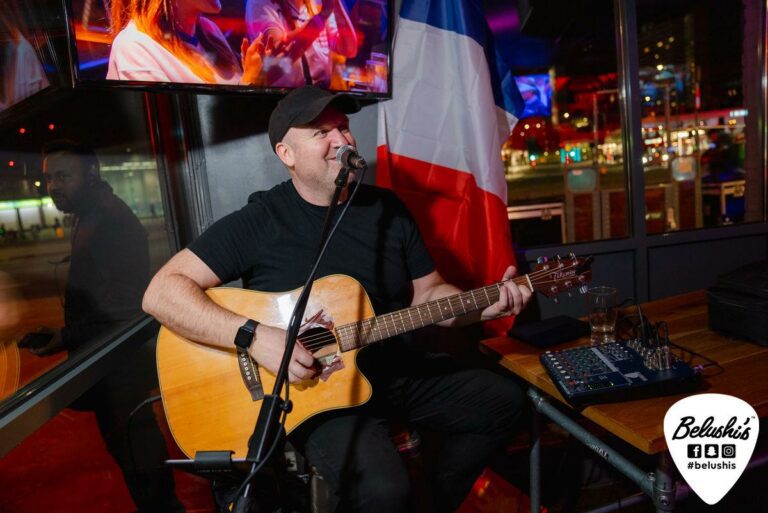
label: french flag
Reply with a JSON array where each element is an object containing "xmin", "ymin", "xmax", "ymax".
[{"xmin": 376, "ymin": 0, "xmax": 525, "ymax": 334}]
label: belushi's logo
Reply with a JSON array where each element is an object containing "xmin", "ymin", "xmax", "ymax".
[
  {"xmin": 664, "ymin": 394, "xmax": 759, "ymax": 505},
  {"xmin": 671, "ymin": 415, "xmax": 752, "ymax": 441}
]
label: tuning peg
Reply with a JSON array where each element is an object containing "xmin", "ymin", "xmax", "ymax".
[
  {"xmin": 537, "ymin": 256, "xmax": 548, "ymax": 264},
  {"xmin": 555, "ymin": 254, "xmax": 562, "ymax": 261},
  {"xmin": 579, "ymin": 284, "xmax": 589, "ymax": 294},
  {"xmin": 569, "ymin": 252, "xmax": 577, "ymax": 260},
  {"xmin": 552, "ymin": 297, "xmax": 559, "ymax": 304}
]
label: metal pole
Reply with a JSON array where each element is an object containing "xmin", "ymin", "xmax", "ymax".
[
  {"xmin": 593, "ymin": 93, "xmax": 600, "ymax": 167},
  {"xmin": 614, "ymin": 0, "xmax": 649, "ymax": 302},
  {"xmin": 527, "ymin": 389, "xmax": 655, "ymax": 497},
  {"xmin": 654, "ymin": 453, "xmax": 676, "ymax": 512},
  {"xmin": 530, "ymin": 400, "xmax": 542, "ymax": 512},
  {"xmin": 664, "ymin": 83, "xmax": 672, "ymax": 174},
  {"xmin": 693, "ymin": 70, "xmax": 703, "ymax": 227}
]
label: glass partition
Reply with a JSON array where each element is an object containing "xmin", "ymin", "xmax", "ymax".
[
  {"xmin": 0, "ymin": 89, "xmax": 173, "ymax": 407},
  {"xmin": 635, "ymin": 0, "xmax": 754, "ymax": 233},
  {"xmin": 490, "ymin": 0, "xmax": 630, "ymax": 246}
]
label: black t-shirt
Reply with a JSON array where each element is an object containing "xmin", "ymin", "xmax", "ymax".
[
  {"xmin": 64, "ymin": 182, "xmax": 149, "ymax": 348},
  {"xmin": 188, "ymin": 181, "xmax": 434, "ymax": 315}
]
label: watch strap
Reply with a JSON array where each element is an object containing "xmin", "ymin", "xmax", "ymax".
[
  {"xmin": 234, "ymin": 319, "xmax": 264, "ymax": 401},
  {"xmin": 237, "ymin": 349, "xmax": 265, "ymax": 401}
]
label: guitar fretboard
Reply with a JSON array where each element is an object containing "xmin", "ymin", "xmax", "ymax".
[{"xmin": 334, "ymin": 276, "xmax": 529, "ymax": 352}]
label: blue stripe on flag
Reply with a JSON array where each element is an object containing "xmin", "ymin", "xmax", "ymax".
[
  {"xmin": 488, "ymin": 43, "xmax": 526, "ymax": 119},
  {"xmin": 399, "ymin": 0, "xmax": 525, "ymax": 119},
  {"xmin": 400, "ymin": 0, "xmax": 486, "ymax": 43}
]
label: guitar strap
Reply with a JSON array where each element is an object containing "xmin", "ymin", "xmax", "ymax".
[{"xmin": 237, "ymin": 347, "xmax": 265, "ymax": 401}]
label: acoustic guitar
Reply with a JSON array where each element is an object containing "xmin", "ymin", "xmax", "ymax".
[{"xmin": 157, "ymin": 255, "xmax": 592, "ymax": 457}]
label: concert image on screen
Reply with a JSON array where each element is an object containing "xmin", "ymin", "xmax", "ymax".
[
  {"xmin": 67, "ymin": 0, "xmax": 390, "ymax": 96},
  {"xmin": 514, "ymin": 74, "xmax": 552, "ymax": 119}
]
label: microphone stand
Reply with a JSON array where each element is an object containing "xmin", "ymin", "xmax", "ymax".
[{"xmin": 234, "ymin": 166, "xmax": 355, "ymax": 512}]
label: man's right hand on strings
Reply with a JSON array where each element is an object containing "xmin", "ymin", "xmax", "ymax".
[{"xmin": 250, "ymin": 324, "xmax": 319, "ymax": 383}]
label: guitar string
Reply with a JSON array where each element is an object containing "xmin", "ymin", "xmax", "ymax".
[
  {"xmin": 297, "ymin": 261, "xmax": 582, "ymax": 350},
  {"xmin": 296, "ymin": 262, "xmax": 583, "ymax": 344},
  {"xmin": 296, "ymin": 264, "xmax": 587, "ymax": 351},
  {"xmin": 297, "ymin": 283, "xmax": 508, "ymax": 348}
]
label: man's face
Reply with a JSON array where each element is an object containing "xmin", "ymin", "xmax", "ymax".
[
  {"xmin": 277, "ymin": 106, "xmax": 357, "ymax": 202},
  {"xmin": 43, "ymin": 151, "xmax": 89, "ymax": 213}
]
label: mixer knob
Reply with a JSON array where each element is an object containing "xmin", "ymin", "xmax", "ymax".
[{"xmin": 537, "ymin": 256, "xmax": 548, "ymax": 264}]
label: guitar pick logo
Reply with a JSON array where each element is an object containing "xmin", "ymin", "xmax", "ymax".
[{"xmin": 664, "ymin": 394, "xmax": 758, "ymax": 505}]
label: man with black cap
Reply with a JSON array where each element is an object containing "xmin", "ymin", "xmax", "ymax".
[{"xmin": 143, "ymin": 85, "xmax": 531, "ymax": 513}]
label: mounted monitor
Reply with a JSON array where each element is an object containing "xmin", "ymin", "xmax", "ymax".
[
  {"xmin": 65, "ymin": 0, "xmax": 391, "ymax": 97},
  {"xmin": 1, "ymin": 0, "xmax": 67, "ymax": 118},
  {"xmin": 514, "ymin": 73, "xmax": 552, "ymax": 119}
]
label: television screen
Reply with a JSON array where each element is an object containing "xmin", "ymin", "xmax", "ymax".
[
  {"xmin": 638, "ymin": 64, "xmax": 685, "ymax": 107},
  {"xmin": 1, "ymin": 0, "xmax": 63, "ymax": 115},
  {"xmin": 66, "ymin": 0, "xmax": 390, "ymax": 96},
  {"xmin": 514, "ymin": 74, "xmax": 552, "ymax": 119}
]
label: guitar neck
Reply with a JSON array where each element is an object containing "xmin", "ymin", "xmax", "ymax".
[{"xmin": 335, "ymin": 275, "xmax": 531, "ymax": 351}]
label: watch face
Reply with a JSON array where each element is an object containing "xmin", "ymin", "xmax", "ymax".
[{"xmin": 236, "ymin": 320, "xmax": 256, "ymax": 350}]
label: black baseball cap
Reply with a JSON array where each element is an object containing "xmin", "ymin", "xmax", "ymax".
[{"xmin": 268, "ymin": 86, "xmax": 361, "ymax": 152}]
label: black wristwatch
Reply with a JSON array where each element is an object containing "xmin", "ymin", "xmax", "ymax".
[{"xmin": 234, "ymin": 319, "xmax": 259, "ymax": 352}]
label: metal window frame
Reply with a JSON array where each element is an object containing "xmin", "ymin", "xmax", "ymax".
[
  {"xmin": 521, "ymin": 0, "xmax": 768, "ymax": 304},
  {"xmin": 0, "ymin": 92, "xmax": 204, "ymax": 455},
  {"xmin": 0, "ymin": 318, "xmax": 159, "ymax": 457}
]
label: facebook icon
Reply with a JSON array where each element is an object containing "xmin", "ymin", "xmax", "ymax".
[{"xmin": 687, "ymin": 444, "xmax": 702, "ymax": 458}]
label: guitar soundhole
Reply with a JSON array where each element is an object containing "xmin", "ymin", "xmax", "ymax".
[{"xmin": 299, "ymin": 327, "xmax": 336, "ymax": 355}]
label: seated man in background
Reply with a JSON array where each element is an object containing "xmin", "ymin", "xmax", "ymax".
[{"xmin": 22, "ymin": 141, "xmax": 184, "ymax": 513}]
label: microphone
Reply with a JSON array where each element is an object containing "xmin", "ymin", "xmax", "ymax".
[{"xmin": 335, "ymin": 145, "xmax": 367, "ymax": 170}]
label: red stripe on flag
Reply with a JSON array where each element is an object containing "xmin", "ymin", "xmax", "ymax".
[{"xmin": 377, "ymin": 145, "xmax": 518, "ymax": 335}]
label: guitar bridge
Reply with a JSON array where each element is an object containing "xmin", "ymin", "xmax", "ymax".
[{"xmin": 315, "ymin": 352, "xmax": 344, "ymax": 381}]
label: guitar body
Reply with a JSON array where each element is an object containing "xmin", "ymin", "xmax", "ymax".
[
  {"xmin": 157, "ymin": 275, "xmax": 375, "ymax": 458},
  {"xmin": 157, "ymin": 256, "xmax": 594, "ymax": 459}
]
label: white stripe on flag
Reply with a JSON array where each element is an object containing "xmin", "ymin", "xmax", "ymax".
[{"xmin": 378, "ymin": 18, "xmax": 518, "ymax": 201}]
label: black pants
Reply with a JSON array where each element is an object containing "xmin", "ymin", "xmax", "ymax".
[
  {"xmin": 296, "ymin": 347, "xmax": 527, "ymax": 513},
  {"xmin": 71, "ymin": 340, "xmax": 185, "ymax": 513}
]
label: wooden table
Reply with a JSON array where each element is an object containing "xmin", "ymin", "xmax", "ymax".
[{"xmin": 481, "ymin": 291, "xmax": 768, "ymax": 511}]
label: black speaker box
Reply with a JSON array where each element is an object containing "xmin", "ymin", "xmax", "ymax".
[
  {"xmin": 707, "ymin": 261, "xmax": 768, "ymax": 346},
  {"xmin": 508, "ymin": 315, "xmax": 590, "ymax": 348}
]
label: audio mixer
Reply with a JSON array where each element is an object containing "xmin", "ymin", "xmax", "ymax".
[{"xmin": 540, "ymin": 339, "xmax": 700, "ymax": 406}]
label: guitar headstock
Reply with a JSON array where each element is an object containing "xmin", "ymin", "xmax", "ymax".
[{"xmin": 529, "ymin": 254, "xmax": 593, "ymax": 300}]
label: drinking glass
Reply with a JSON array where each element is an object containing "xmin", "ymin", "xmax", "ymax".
[{"xmin": 586, "ymin": 286, "xmax": 618, "ymax": 345}]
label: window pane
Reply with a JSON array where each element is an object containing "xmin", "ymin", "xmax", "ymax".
[
  {"xmin": 636, "ymin": 0, "xmax": 757, "ymax": 232},
  {"xmin": 0, "ymin": 89, "xmax": 173, "ymax": 406},
  {"xmin": 491, "ymin": 0, "xmax": 629, "ymax": 246}
]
